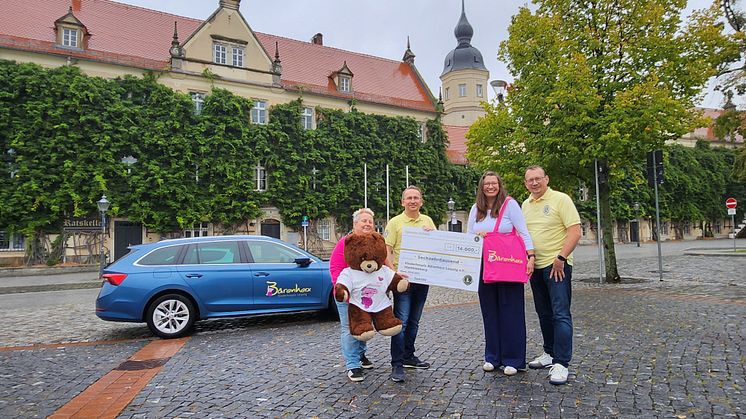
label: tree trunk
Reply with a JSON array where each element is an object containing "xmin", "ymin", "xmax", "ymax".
[{"xmin": 598, "ymin": 163, "xmax": 621, "ymax": 283}]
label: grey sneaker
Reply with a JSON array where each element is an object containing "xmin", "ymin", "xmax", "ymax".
[
  {"xmin": 528, "ymin": 352, "xmax": 553, "ymax": 369},
  {"xmin": 390, "ymin": 365, "xmax": 405, "ymax": 382},
  {"xmin": 360, "ymin": 354, "xmax": 373, "ymax": 369},
  {"xmin": 347, "ymin": 368, "xmax": 364, "ymax": 382}
]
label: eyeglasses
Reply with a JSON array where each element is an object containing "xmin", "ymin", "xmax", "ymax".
[
  {"xmin": 524, "ymin": 176, "xmax": 546, "ymax": 184},
  {"xmin": 483, "ymin": 182, "xmax": 499, "ymax": 187}
]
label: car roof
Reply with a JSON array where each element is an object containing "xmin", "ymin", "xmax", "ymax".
[{"xmin": 130, "ymin": 235, "xmax": 287, "ymax": 250}]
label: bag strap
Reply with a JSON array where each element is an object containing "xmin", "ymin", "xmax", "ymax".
[{"xmin": 492, "ymin": 196, "xmax": 512, "ymax": 233}]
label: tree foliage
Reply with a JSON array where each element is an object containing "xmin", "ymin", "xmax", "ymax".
[
  {"xmin": 0, "ymin": 60, "xmax": 479, "ymax": 251},
  {"xmin": 466, "ymin": 0, "xmax": 737, "ymax": 282}
]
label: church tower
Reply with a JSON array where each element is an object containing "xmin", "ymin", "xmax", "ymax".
[{"xmin": 440, "ymin": 0, "xmax": 489, "ymax": 126}]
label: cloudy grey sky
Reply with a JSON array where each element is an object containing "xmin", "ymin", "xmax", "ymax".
[{"xmin": 116, "ymin": 0, "xmax": 732, "ymax": 108}]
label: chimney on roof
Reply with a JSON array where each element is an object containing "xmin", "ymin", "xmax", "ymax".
[
  {"xmin": 72, "ymin": 0, "xmax": 82, "ymax": 12},
  {"xmin": 311, "ymin": 33, "xmax": 323, "ymax": 46},
  {"xmin": 219, "ymin": 0, "xmax": 241, "ymax": 10}
]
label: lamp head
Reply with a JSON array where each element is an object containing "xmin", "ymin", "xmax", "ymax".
[{"xmin": 97, "ymin": 195, "xmax": 111, "ymax": 212}]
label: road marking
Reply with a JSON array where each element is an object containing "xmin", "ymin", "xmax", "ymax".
[
  {"xmin": 0, "ymin": 338, "xmax": 148, "ymax": 352},
  {"xmin": 49, "ymin": 337, "xmax": 188, "ymax": 419}
]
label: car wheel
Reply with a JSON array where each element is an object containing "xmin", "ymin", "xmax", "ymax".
[{"xmin": 146, "ymin": 294, "xmax": 196, "ymax": 338}]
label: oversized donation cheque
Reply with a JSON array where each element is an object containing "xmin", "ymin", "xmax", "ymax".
[{"xmin": 398, "ymin": 227, "xmax": 482, "ymax": 292}]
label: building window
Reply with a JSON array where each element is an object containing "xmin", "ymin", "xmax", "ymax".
[
  {"xmin": 444, "ymin": 87, "xmax": 450, "ymax": 100},
  {"xmin": 317, "ymin": 219, "xmax": 331, "ymax": 241},
  {"xmin": 183, "ymin": 222, "xmax": 209, "ymax": 238},
  {"xmin": 251, "ymin": 100, "xmax": 267, "ymax": 124},
  {"xmin": 476, "ymin": 84, "xmax": 483, "ymax": 98},
  {"xmin": 301, "ymin": 107, "xmax": 314, "ymax": 130},
  {"xmin": 232, "ymin": 47, "xmax": 245, "ymax": 67},
  {"xmin": 459, "ymin": 84, "xmax": 467, "ymax": 97},
  {"xmin": 0, "ymin": 230, "xmax": 24, "ymax": 251},
  {"xmin": 255, "ymin": 164, "xmax": 267, "ymax": 191},
  {"xmin": 62, "ymin": 28, "xmax": 78, "ymax": 48},
  {"xmin": 190, "ymin": 92, "xmax": 206, "ymax": 115},
  {"xmin": 339, "ymin": 76, "xmax": 351, "ymax": 92},
  {"xmin": 418, "ymin": 123, "xmax": 427, "ymax": 143},
  {"xmin": 214, "ymin": 43, "xmax": 227, "ymax": 65}
]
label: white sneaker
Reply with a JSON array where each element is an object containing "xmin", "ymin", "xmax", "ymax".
[
  {"xmin": 503, "ymin": 366, "xmax": 518, "ymax": 376},
  {"xmin": 482, "ymin": 362, "xmax": 495, "ymax": 372},
  {"xmin": 528, "ymin": 352, "xmax": 553, "ymax": 369},
  {"xmin": 548, "ymin": 363, "xmax": 568, "ymax": 385}
]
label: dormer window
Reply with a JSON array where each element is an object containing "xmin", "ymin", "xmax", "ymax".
[
  {"xmin": 62, "ymin": 28, "xmax": 78, "ymax": 47},
  {"xmin": 55, "ymin": 7, "xmax": 87, "ymax": 50},
  {"xmin": 339, "ymin": 76, "xmax": 351, "ymax": 92},
  {"xmin": 334, "ymin": 61, "xmax": 354, "ymax": 93}
]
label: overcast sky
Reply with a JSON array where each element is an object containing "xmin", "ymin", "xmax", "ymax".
[{"xmin": 115, "ymin": 0, "xmax": 735, "ymax": 108}]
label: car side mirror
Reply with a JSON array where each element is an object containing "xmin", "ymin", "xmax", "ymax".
[{"xmin": 294, "ymin": 257, "xmax": 312, "ymax": 267}]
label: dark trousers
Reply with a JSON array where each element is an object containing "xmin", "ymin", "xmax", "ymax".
[
  {"xmin": 391, "ymin": 282, "xmax": 429, "ymax": 367},
  {"xmin": 478, "ymin": 280, "xmax": 526, "ymax": 369},
  {"xmin": 529, "ymin": 263, "xmax": 573, "ymax": 367}
]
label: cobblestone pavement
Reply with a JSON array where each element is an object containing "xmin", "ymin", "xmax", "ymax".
[{"xmin": 0, "ymin": 248, "xmax": 744, "ymax": 418}]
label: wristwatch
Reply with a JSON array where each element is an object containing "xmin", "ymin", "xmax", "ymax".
[
  {"xmin": 556, "ymin": 255, "xmax": 567, "ymax": 263},
  {"xmin": 527, "ymin": 254, "xmax": 535, "ymax": 260}
]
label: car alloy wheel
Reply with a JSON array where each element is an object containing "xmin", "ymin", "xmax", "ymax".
[{"xmin": 146, "ymin": 294, "xmax": 196, "ymax": 338}]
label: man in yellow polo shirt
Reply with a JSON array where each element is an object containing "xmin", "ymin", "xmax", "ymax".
[
  {"xmin": 384, "ymin": 186, "xmax": 436, "ymax": 382},
  {"xmin": 521, "ymin": 165, "xmax": 581, "ymax": 386}
]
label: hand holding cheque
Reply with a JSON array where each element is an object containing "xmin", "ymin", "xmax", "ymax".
[{"xmin": 397, "ymin": 227, "xmax": 482, "ymax": 292}]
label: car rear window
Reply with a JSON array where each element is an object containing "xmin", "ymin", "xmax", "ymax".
[{"xmin": 138, "ymin": 245, "xmax": 182, "ymax": 266}]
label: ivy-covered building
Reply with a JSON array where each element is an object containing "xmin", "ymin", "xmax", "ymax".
[{"xmin": 0, "ymin": 0, "xmax": 460, "ymax": 264}]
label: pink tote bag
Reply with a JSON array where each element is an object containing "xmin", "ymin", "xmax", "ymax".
[{"xmin": 482, "ymin": 197, "xmax": 529, "ymax": 283}]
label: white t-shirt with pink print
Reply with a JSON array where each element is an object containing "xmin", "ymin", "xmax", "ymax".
[{"xmin": 336, "ymin": 266, "xmax": 395, "ymax": 313}]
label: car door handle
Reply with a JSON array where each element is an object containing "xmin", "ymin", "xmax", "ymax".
[
  {"xmin": 185, "ymin": 273, "xmax": 203, "ymax": 279},
  {"xmin": 253, "ymin": 272, "xmax": 270, "ymax": 277}
]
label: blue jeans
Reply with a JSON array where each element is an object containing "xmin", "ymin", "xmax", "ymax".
[
  {"xmin": 390, "ymin": 283, "xmax": 429, "ymax": 367},
  {"xmin": 336, "ymin": 300, "xmax": 367, "ymax": 370},
  {"xmin": 529, "ymin": 263, "xmax": 573, "ymax": 367}
]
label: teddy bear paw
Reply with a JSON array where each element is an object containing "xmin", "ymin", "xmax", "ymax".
[
  {"xmin": 396, "ymin": 279, "xmax": 409, "ymax": 293},
  {"xmin": 353, "ymin": 330, "xmax": 376, "ymax": 342},
  {"xmin": 378, "ymin": 324, "xmax": 403, "ymax": 336}
]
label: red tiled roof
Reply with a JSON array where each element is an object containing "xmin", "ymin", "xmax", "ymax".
[
  {"xmin": 682, "ymin": 107, "xmax": 744, "ymax": 143},
  {"xmin": 444, "ymin": 125, "xmax": 469, "ymax": 165},
  {"xmin": 0, "ymin": 0, "xmax": 435, "ymax": 112}
]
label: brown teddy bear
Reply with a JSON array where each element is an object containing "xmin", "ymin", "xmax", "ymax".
[{"xmin": 335, "ymin": 232, "xmax": 409, "ymax": 341}]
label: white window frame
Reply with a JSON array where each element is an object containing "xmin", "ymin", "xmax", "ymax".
[
  {"xmin": 444, "ymin": 87, "xmax": 450, "ymax": 100},
  {"xmin": 232, "ymin": 46, "xmax": 245, "ymax": 67},
  {"xmin": 190, "ymin": 92, "xmax": 206, "ymax": 115},
  {"xmin": 255, "ymin": 164, "xmax": 267, "ymax": 192},
  {"xmin": 251, "ymin": 100, "xmax": 268, "ymax": 125},
  {"xmin": 183, "ymin": 222, "xmax": 209, "ymax": 238},
  {"xmin": 476, "ymin": 84, "xmax": 484, "ymax": 98},
  {"xmin": 214, "ymin": 43, "xmax": 228, "ymax": 65},
  {"xmin": 418, "ymin": 123, "xmax": 427, "ymax": 143},
  {"xmin": 0, "ymin": 230, "xmax": 24, "ymax": 251},
  {"xmin": 459, "ymin": 84, "xmax": 467, "ymax": 97},
  {"xmin": 316, "ymin": 219, "xmax": 331, "ymax": 241},
  {"xmin": 62, "ymin": 28, "xmax": 78, "ymax": 48},
  {"xmin": 339, "ymin": 76, "xmax": 351, "ymax": 92},
  {"xmin": 301, "ymin": 107, "xmax": 314, "ymax": 130}
]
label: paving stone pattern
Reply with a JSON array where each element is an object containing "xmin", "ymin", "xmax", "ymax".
[
  {"xmin": 0, "ymin": 250, "xmax": 744, "ymax": 418},
  {"xmin": 0, "ymin": 342, "xmax": 145, "ymax": 418}
]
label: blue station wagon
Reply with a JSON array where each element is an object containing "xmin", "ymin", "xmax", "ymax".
[{"xmin": 95, "ymin": 235, "xmax": 335, "ymax": 338}]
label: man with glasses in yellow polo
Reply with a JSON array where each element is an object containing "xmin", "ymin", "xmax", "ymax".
[{"xmin": 522, "ymin": 165, "xmax": 581, "ymax": 386}]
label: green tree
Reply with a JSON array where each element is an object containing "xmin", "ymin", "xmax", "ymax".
[{"xmin": 467, "ymin": 0, "xmax": 737, "ymax": 282}]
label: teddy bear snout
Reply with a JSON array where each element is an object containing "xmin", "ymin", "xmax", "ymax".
[{"xmin": 360, "ymin": 260, "xmax": 379, "ymax": 273}]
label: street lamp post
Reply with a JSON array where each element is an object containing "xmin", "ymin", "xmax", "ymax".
[
  {"xmin": 447, "ymin": 198, "xmax": 456, "ymax": 231},
  {"xmin": 97, "ymin": 195, "xmax": 110, "ymax": 277},
  {"xmin": 634, "ymin": 202, "xmax": 640, "ymax": 247}
]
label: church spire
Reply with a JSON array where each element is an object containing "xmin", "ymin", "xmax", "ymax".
[{"xmin": 454, "ymin": 0, "xmax": 474, "ymax": 47}]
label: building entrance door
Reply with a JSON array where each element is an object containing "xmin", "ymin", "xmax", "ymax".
[
  {"xmin": 629, "ymin": 220, "xmax": 639, "ymax": 243},
  {"xmin": 260, "ymin": 219, "xmax": 281, "ymax": 239},
  {"xmin": 114, "ymin": 221, "xmax": 142, "ymax": 262}
]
